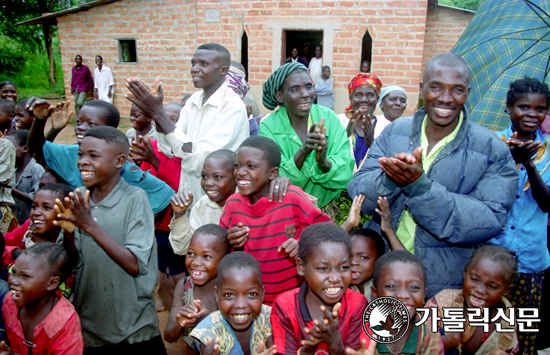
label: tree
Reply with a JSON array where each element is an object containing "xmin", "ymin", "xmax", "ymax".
[{"xmin": 438, "ymin": 0, "xmax": 482, "ymax": 11}]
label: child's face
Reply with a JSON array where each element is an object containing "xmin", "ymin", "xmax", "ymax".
[
  {"xmin": 130, "ymin": 105, "xmax": 152, "ymax": 132},
  {"xmin": 322, "ymin": 67, "xmax": 330, "ymax": 80},
  {"xmin": 185, "ymin": 233, "xmax": 225, "ymax": 286},
  {"xmin": 234, "ymin": 147, "xmax": 278, "ymax": 204},
  {"xmin": 216, "ymin": 268, "xmax": 264, "ymax": 332},
  {"xmin": 8, "ymin": 254, "xmax": 58, "ymax": 308},
  {"xmin": 14, "ymin": 105, "xmax": 34, "ymax": 130},
  {"xmin": 507, "ymin": 92, "xmax": 548, "ymax": 135},
  {"xmin": 0, "ymin": 84, "xmax": 17, "ymax": 102},
  {"xmin": 5, "ymin": 136, "xmax": 26, "ymax": 160},
  {"xmin": 38, "ymin": 171, "xmax": 59, "ymax": 188},
  {"xmin": 351, "ymin": 236, "xmax": 379, "ymax": 287},
  {"xmin": 163, "ymin": 105, "xmax": 181, "ymax": 124},
  {"xmin": 74, "ymin": 106, "xmax": 110, "ymax": 145},
  {"xmin": 372, "ymin": 261, "xmax": 426, "ymax": 318},
  {"xmin": 0, "ymin": 107, "xmax": 14, "ymax": 125},
  {"xmin": 201, "ymin": 157, "xmax": 236, "ymax": 207},
  {"xmin": 298, "ymin": 242, "xmax": 352, "ymax": 306},
  {"xmin": 77, "ymin": 137, "xmax": 125, "ymax": 188},
  {"xmin": 463, "ymin": 258, "xmax": 511, "ymax": 309},
  {"xmin": 30, "ymin": 190, "xmax": 60, "ymax": 234}
]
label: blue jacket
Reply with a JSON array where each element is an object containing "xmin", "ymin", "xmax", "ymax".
[{"xmin": 347, "ymin": 107, "xmax": 518, "ymax": 298}]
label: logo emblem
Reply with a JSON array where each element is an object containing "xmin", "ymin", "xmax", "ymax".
[{"xmin": 363, "ymin": 297, "xmax": 410, "ymax": 343}]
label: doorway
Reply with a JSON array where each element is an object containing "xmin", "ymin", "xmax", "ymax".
[{"xmin": 281, "ymin": 30, "xmax": 324, "ymax": 66}]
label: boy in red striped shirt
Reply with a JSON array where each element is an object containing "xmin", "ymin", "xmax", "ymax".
[{"xmin": 220, "ymin": 136, "xmax": 331, "ymax": 305}]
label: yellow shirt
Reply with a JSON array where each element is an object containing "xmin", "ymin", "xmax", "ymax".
[{"xmin": 395, "ymin": 113, "xmax": 463, "ymax": 252}]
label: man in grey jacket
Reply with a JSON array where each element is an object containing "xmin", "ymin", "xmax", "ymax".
[{"xmin": 348, "ymin": 53, "xmax": 518, "ymax": 298}]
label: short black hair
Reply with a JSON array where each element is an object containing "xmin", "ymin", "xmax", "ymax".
[
  {"xmin": 83, "ymin": 126, "xmax": 129, "ymax": 155},
  {"xmin": 298, "ymin": 223, "xmax": 352, "ymax": 264},
  {"xmin": 506, "ymin": 77, "xmax": 550, "ymax": 107},
  {"xmin": 217, "ymin": 251, "xmax": 262, "ymax": 288},
  {"xmin": 315, "ymin": 45, "xmax": 323, "ymax": 51},
  {"xmin": 15, "ymin": 99, "xmax": 29, "ymax": 110},
  {"xmin": 75, "ymin": 55, "xmax": 82, "ymax": 59},
  {"xmin": 322, "ymin": 66, "xmax": 330, "ymax": 71},
  {"xmin": 349, "ymin": 228, "xmax": 386, "ymax": 258},
  {"xmin": 81, "ymin": 100, "xmax": 120, "ymax": 128},
  {"xmin": 197, "ymin": 43, "xmax": 231, "ymax": 67},
  {"xmin": 193, "ymin": 224, "xmax": 231, "ymax": 256},
  {"xmin": 424, "ymin": 53, "xmax": 470, "ymax": 84},
  {"xmin": 181, "ymin": 94, "xmax": 192, "ymax": 106},
  {"xmin": 37, "ymin": 183, "xmax": 73, "ymax": 201},
  {"xmin": 95, "ymin": 55, "xmax": 103, "ymax": 60},
  {"xmin": 164, "ymin": 102, "xmax": 183, "ymax": 111},
  {"xmin": 239, "ymin": 136, "xmax": 281, "ymax": 169},
  {"xmin": 6, "ymin": 129, "xmax": 29, "ymax": 147},
  {"xmin": 0, "ymin": 81, "xmax": 17, "ymax": 90},
  {"xmin": 465, "ymin": 245, "xmax": 518, "ymax": 287},
  {"xmin": 230, "ymin": 61, "xmax": 246, "ymax": 73},
  {"xmin": 0, "ymin": 99, "xmax": 15, "ymax": 114},
  {"xmin": 206, "ymin": 149, "xmax": 237, "ymax": 167},
  {"xmin": 22, "ymin": 243, "xmax": 73, "ymax": 282},
  {"xmin": 40, "ymin": 169, "xmax": 68, "ymax": 186},
  {"xmin": 373, "ymin": 250, "xmax": 426, "ymax": 290}
]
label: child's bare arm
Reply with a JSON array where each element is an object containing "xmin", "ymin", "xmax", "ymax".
[
  {"xmin": 200, "ymin": 338, "xmax": 221, "ymax": 355},
  {"xmin": 56, "ymin": 189, "xmax": 140, "ymax": 276},
  {"xmin": 170, "ymin": 191, "xmax": 193, "ymax": 219},
  {"xmin": 164, "ymin": 278, "xmax": 186, "ymax": 342},
  {"xmin": 301, "ymin": 303, "xmax": 345, "ymax": 355},
  {"xmin": 27, "ymin": 98, "xmax": 54, "ymax": 160},
  {"xmin": 11, "ymin": 188, "xmax": 32, "ymax": 204},
  {"xmin": 375, "ymin": 196, "xmax": 406, "ymax": 251},
  {"xmin": 45, "ymin": 101, "xmax": 74, "ymax": 143},
  {"xmin": 341, "ymin": 194, "xmax": 365, "ymax": 232}
]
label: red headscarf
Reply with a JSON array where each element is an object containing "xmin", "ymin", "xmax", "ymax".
[{"xmin": 345, "ymin": 73, "xmax": 383, "ymax": 117}]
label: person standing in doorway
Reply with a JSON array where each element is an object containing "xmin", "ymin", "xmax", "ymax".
[
  {"xmin": 308, "ymin": 45, "xmax": 323, "ymax": 86},
  {"xmin": 94, "ymin": 55, "xmax": 115, "ymax": 104},
  {"xmin": 71, "ymin": 55, "xmax": 94, "ymax": 116}
]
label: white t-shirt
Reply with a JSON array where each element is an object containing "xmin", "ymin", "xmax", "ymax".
[{"xmin": 93, "ymin": 65, "xmax": 115, "ymax": 103}]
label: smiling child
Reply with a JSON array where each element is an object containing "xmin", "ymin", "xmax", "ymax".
[
  {"xmin": 367, "ymin": 251, "xmax": 443, "ymax": 355},
  {"xmin": 164, "ymin": 224, "xmax": 230, "ymax": 347},
  {"xmin": 190, "ymin": 251, "xmax": 275, "ymax": 355},
  {"xmin": 54, "ymin": 126, "xmax": 165, "ymax": 352},
  {"xmin": 126, "ymin": 103, "xmax": 157, "ymax": 144},
  {"xmin": 220, "ymin": 136, "xmax": 331, "ymax": 305},
  {"xmin": 3, "ymin": 243, "xmax": 83, "ymax": 354},
  {"xmin": 272, "ymin": 223, "xmax": 369, "ymax": 355},
  {"xmin": 169, "ymin": 149, "xmax": 236, "ymax": 256},
  {"xmin": 425, "ymin": 245, "xmax": 518, "ymax": 355}
]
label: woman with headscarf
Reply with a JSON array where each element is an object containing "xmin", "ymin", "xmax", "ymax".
[
  {"xmin": 375, "ymin": 86, "xmax": 407, "ymax": 138},
  {"xmin": 259, "ymin": 62, "xmax": 353, "ymax": 212},
  {"xmin": 337, "ymin": 73, "xmax": 383, "ymax": 171}
]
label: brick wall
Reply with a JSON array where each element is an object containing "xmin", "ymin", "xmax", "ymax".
[
  {"xmin": 57, "ymin": 0, "xmax": 431, "ymax": 117},
  {"xmin": 422, "ymin": 5, "xmax": 474, "ymax": 72}
]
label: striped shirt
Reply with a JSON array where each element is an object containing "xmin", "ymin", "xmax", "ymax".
[{"xmin": 220, "ymin": 186, "xmax": 331, "ymax": 305}]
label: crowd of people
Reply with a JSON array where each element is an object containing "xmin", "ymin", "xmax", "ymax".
[{"xmin": 0, "ymin": 40, "xmax": 548, "ymax": 355}]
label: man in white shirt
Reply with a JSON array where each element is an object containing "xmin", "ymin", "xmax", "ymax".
[
  {"xmin": 94, "ymin": 55, "xmax": 115, "ymax": 103},
  {"xmin": 126, "ymin": 43, "xmax": 248, "ymax": 207},
  {"xmin": 308, "ymin": 45, "xmax": 323, "ymax": 85}
]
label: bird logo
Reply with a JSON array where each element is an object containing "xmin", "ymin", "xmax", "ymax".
[{"xmin": 362, "ymin": 297, "xmax": 410, "ymax": 344}]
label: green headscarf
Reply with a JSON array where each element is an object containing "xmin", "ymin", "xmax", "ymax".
[{"xmin": 262, "ymin": 62, "xmax": 309, "ymax": 110}]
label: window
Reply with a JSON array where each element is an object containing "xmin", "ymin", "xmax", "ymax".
[
  {"xmin": 241, "ymin": 31, "xmax": 249, "ymax": 79},
  {"xmin": 117, "ymin": 39, "xmax": 138, "ymax": 63},
  {"xmin": 360, "ymin": 31, "xmax": 373, "ymax": 72}
]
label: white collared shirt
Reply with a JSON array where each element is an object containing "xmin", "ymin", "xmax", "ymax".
[
  {"xmin": 157, "ymin": 84, "xmax": 248, "ymax": 206},
  {"xmin": 93, "ymin": 65, "xmax": 115, "ymax": 102}
]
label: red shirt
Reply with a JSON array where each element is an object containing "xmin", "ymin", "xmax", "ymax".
[
  {"xmin": 70, "ymin": 65, "xmax": 94, "ymax": 94},
  {"xmin": 2, "ymin": 219, "xmax": 30, "ymax": 268},
  {"xmin": 139, "ymin": 140, "xmax": 182, "ymax": 231},
  {"xmin": 219, "ymin": 186, "xmax": 331, "ymax": 304},
  {"xmin": 271, "ymin": 284, "xmax": 370, "ymax": 355},
  {"xmin": 3, "ymin": 292, "xmax": 84, "ymax": 355}
]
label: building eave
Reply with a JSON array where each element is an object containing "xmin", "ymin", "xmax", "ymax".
[{"xmin": 16, "ymin": 0, "xmax": 120, "ymax": 26}]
